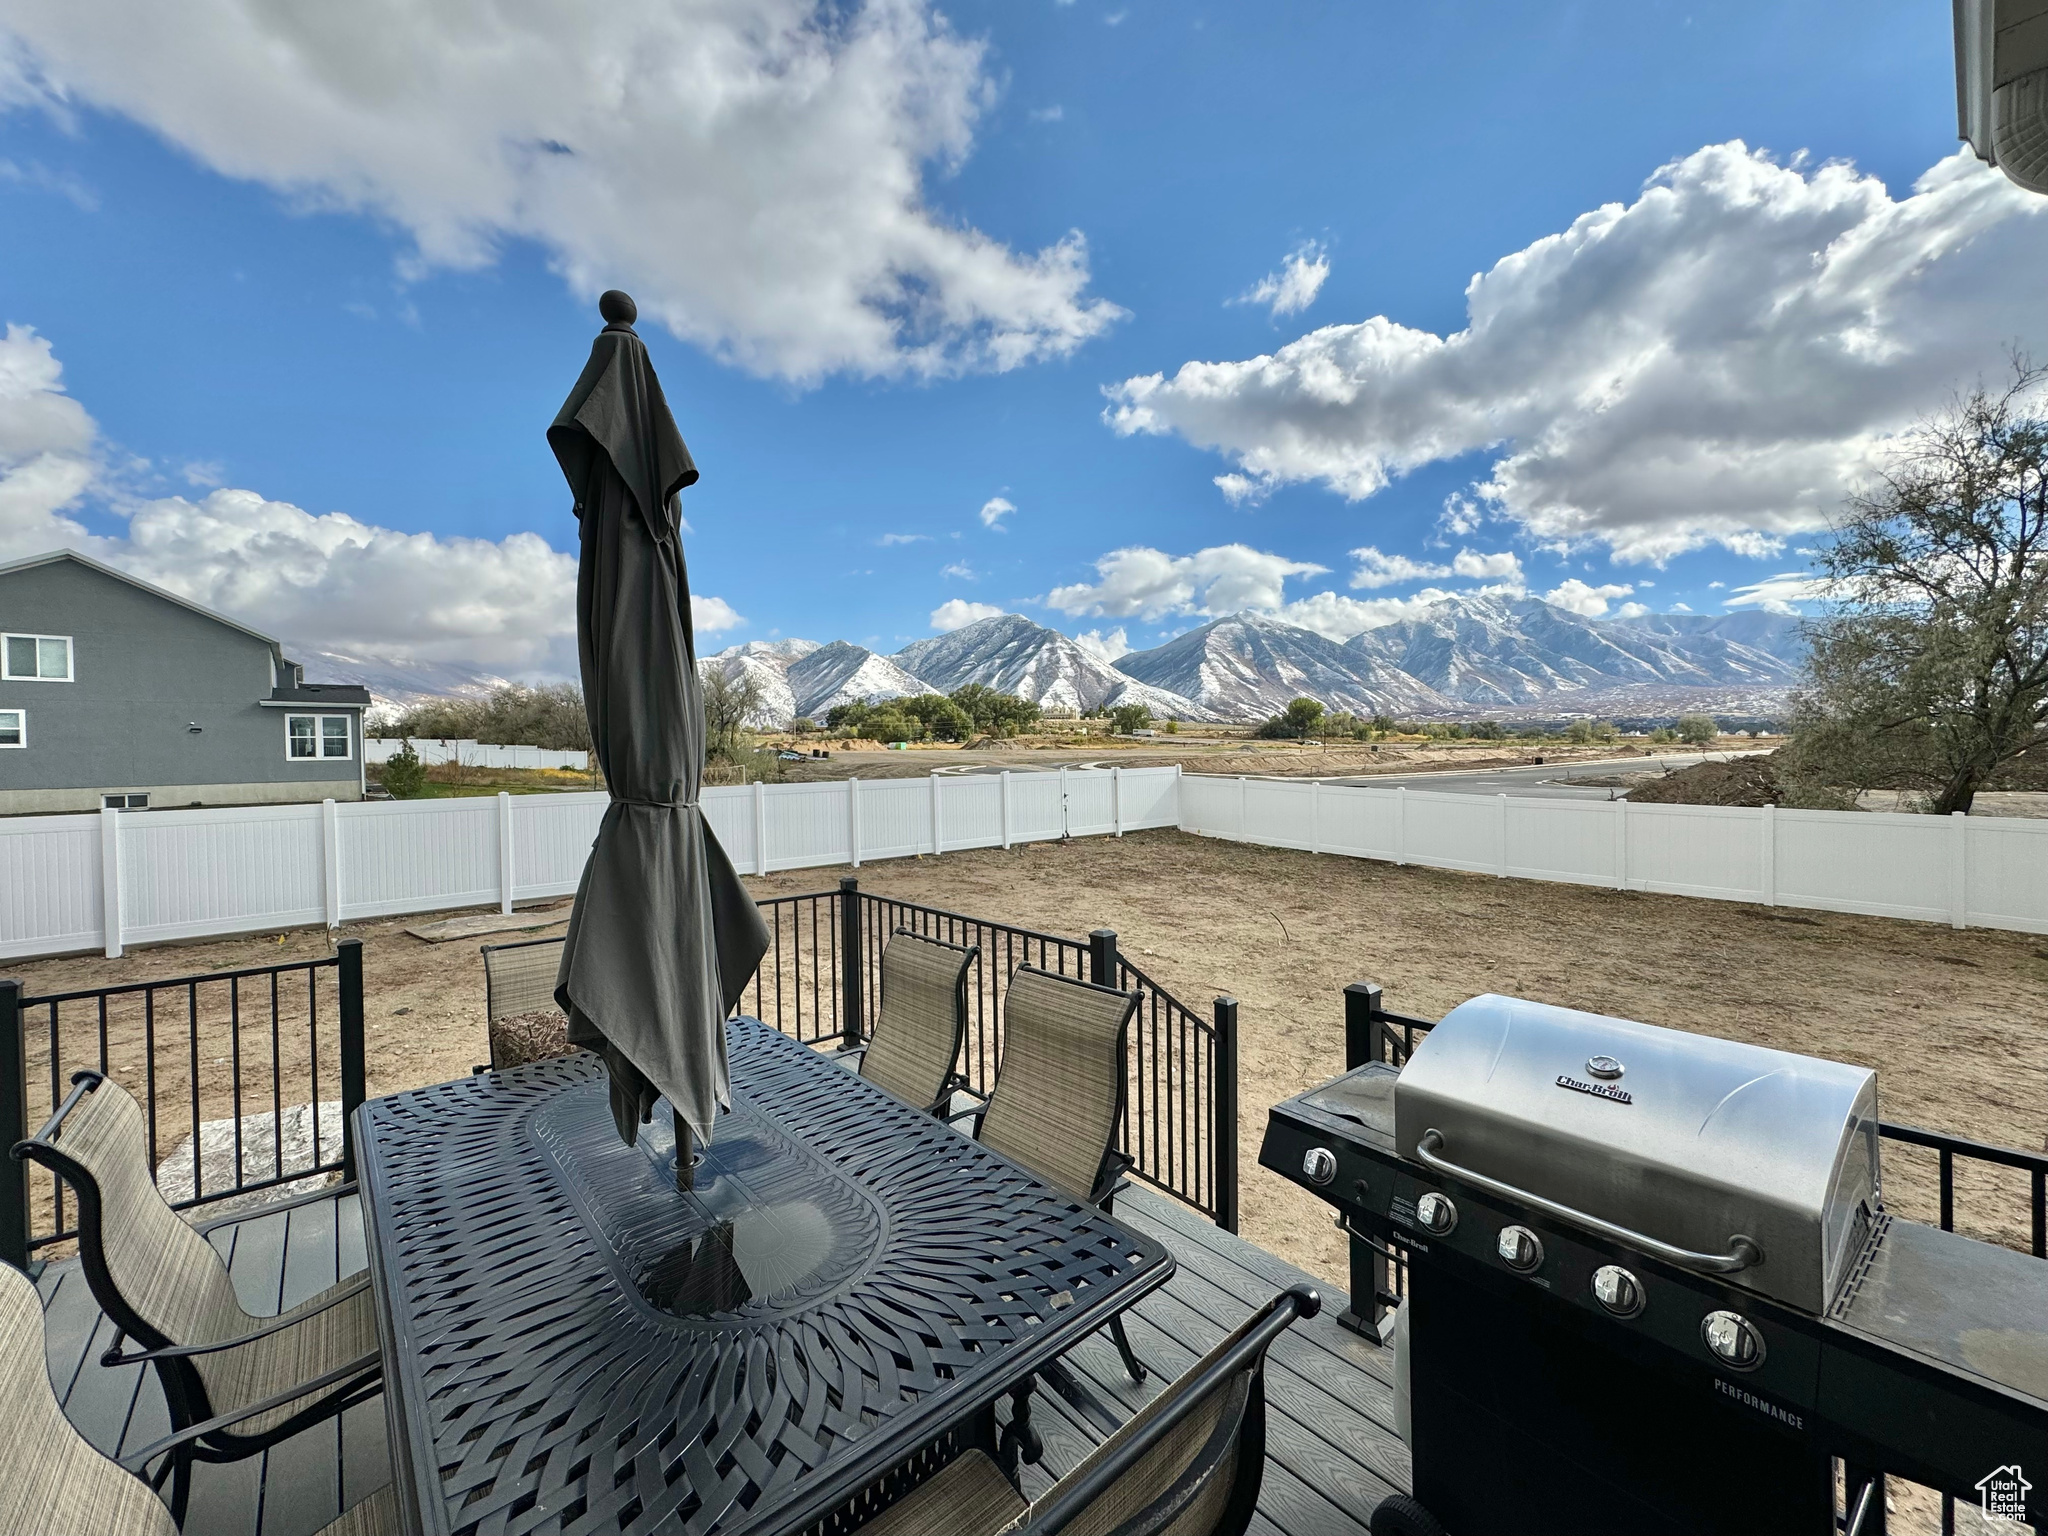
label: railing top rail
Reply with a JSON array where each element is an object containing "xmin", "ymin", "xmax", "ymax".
[
  {"xmin": 1878, "ymin": 1119, "xmax": 2048, "ymax": 1174},
  {"xmin": 19, "ymin": 952, "xmax": 341, "ymax": 1007},
  {"xmin": 856, "ymin": 890, "xmax": 1084, "ymax": 954},
  {"xmin": 1114, "ymin": 954, "xmax": 1218, "ymax": 1038}
]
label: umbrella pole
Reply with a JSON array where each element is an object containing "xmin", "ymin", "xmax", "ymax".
[{"xmin": 676, "ymin": 1118, "xmax": 695, "ymax": 1192}]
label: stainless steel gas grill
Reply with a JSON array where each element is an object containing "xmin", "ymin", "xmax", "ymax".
[{"xmin": 1261, "ymin": 993, "xmax": 2048, "ymax": 1536}]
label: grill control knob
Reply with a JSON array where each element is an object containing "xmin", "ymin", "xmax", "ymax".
[
  {"xmin": 1302, "ymin": 1147, "xmax": 1337, "ymax": 1186},
  {"xmin": 1701, "ymin": 1310, "xmax": 1766, "ymax": 1370},
  {"xmin": 1496, "ymin": 1225, "xmax": 1544, "ymax": 1272},
  {"xmin": 1591, "ymin": 1265, "xmax": 1645, "ymax": 1318},
  {"xmin": 1415, "ymin": 1192, "xmax": 1458, "ymax": 1235}
]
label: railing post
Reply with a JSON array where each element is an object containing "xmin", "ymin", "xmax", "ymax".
[
  {"xmin": 838, "ymin": 876, "xmax": 864, "ymax": 1049},
  {"xmin": 0, "ymin": 978, "xmax": 30, "ymax": 1272},
  {"xmin": 1212, "ymin": 995, "xmax": 1239, "ymax": 1234},
  {"xmin": 1339, "ymin": 981, "xmax": 1392, "ymax": 1342},
  {"xmin": 1089, "ymin": 929, "xmax": 1119, "ymax": 986},
  {"xmin": 338, "ymin": 939, "xmax": 366, "ymax": 1182}
]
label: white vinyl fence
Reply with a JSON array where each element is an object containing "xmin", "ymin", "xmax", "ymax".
[
  {"xmin": 364, "ymin": 738, "xmax": 590, "ymax": 771},
  {"xmin": 5, "ymin": 764, "xmax": 2044, "ymax": 962},
  {"xmin": 1178, "ymin": 775, "xmax": 2048, "ymax": 936},
  {"xmin": 0, "ymin": 767, "xmax": 1181, "ymax": 961}
]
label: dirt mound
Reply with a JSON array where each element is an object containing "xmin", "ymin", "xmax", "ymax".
[{"xmin": 1625, "ymin": 754, "xmax": 1781, "ymax": 807}]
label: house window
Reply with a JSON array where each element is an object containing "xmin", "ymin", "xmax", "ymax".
[
  {"xmin": 0, "ymin": 709, "xmax": 22, "ymax": 748},
  {"xmin": 287, "ymin": 714, "xmax": 353, "ymax": 761},
  {"xmin": 102, "ymin": 794, "xmax": 149, "ymax": 809},
  {"xmin": 1, "ymin": 633, "xmax": 72, "ymax": 681}
]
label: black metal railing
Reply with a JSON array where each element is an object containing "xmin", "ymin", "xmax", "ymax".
[
  {"xmin": 738, "ymin": 878, "xmax": 1239, "ymax": 1231},
  {"xmin": 0, "ymin": 941, "xmax": 365, "ymax": 1267},
  {"xmin": 1, "ymin": 878, "xmax": 1236, "ymax": 1268}
]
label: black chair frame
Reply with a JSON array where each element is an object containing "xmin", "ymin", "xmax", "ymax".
[{"xmin": 11, "ymin": 1070, "xmax": 383, "ymax": 1523}]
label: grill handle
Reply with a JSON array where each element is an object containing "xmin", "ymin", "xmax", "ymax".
[{"xmin": 1415, "ymin": 1129, "xmax": 1764, "ymax": 1275}]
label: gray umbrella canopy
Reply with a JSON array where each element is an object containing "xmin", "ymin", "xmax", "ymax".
[{"xmin": 550, "ymin": 290, "xmax": 770, "ymax": 1153}]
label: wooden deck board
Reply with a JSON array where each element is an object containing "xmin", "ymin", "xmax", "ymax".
[{"xmin": 37, "ymin": 1181, "xmax": 1407, "ymax": 1535}]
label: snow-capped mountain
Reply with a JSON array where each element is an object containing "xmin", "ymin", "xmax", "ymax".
[
  {"xmin": 1356, "ymin": 596, "xmax": 1804, "ymax": 706},
  {"xmin": 701, "ymin": 638, "xmax": 825, "ymax": 727},
  {"xmin": 891, "ymin": 614, "xmax": 1210, "ymax": 720},
  {"xmin": 1117, "ymin": 611, "xmax": 1454, "ymax": 720},
  {"xmin": 1610, "ymin": 610, "xmax": 1807, "ymax": 665},
  {"xmin": 785, "ymin": 642, "xmax": 935, "ymax": 721},
  {"xmin": 291, "ymin": 647, "xmax": 513, "ymax": 714}
]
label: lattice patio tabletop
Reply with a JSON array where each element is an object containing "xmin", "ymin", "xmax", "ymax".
[{"xmin": 355, "ymin": 1017, "xmax": 1175, "ymax": 1536}]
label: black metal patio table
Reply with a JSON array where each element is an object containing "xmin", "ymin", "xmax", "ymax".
[{"xmin": 354, "ymin": 1017, "xmax": 1175, "ymax": 1536}]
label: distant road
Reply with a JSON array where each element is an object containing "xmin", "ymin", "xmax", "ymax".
[{"xmin": 1315, "ymin": 752, "xmax": 1753, "ymax": 801}]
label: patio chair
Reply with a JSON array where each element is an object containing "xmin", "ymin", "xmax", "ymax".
[
  {"xmin": 10, "ymin": 1073, "xmax": 383, "ymax": 1523},
  {"xmin": 838, "ymin": 929, "xmax": 978, "ymax": 1114},
  {"xmin": 960, "ymin": 965, "xmax": 1147, "ymax": 1383},
  {"xmin": 480, "ymin": 935, "xmax": 570, "ymax": 1069},
  {"xmin": 857, "ymin": 1285, "xmax": 1320, "ymax": 1536},
  {"xmin": 0, "ymin": 1261, "xmax": 396, "ymax": 1535}
]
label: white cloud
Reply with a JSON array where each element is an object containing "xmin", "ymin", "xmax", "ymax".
[
  {"xmin": 1438, "ymin": 493, "xmax": 1481, "ymax": 537},
  {"xmin": 1071, "ymin": 626, "xmax": 1130, "ymax": 663},
  {"xmin": 1451, "ymin": 548, "xmax": 1523, "ymax": 584},
  {"xmin": 1028, "ymin": 105, "xmax": 1064, "ymax": 123},
  {"xmin": 930, "ymin": 598, "xmax": 1004, "ymax": 631},
  {"xmin": 0, "ymin": 325, "xmax": 743, "ymax": 672},
  {"xmin": 940, "ymin": 559, "xmax": 975, "ymax": 579},
  {"xmin": 1106, "ymin": 144, "xmax": 2048, "ymax": 561},
  {"xmin": 1708, "ymin": 580, "xmax": 1725, "ymax": 589},
  {"xmin": 979, "ymin": 496, "xmax": 1016, "ymax": 529},
  {"xmin": 692, "ymin": 594, "xmax": 744, "ymax": 633},
  {"xmin": 1045, "ymin": 543, "xmax": 1327, "ymax": 620},
  {"xmin": 1, "ymin": 0, "xmax": 1123, "ymax": 384},
  {"xmin": 1670, "ymin": 602, "xmax": 1692, "ymax": 612},
  {"xmin": 1723, "ymin": 572, "xmax": 1835, "ymax": 614},
  {"xmin": 1348, "ymin": 546, "xmax": 1449, "ymax": 588},
  {"xmin": 877, "ymin": 531, "xmax": 929, "ymax": 545},
  {"xmin": 1346, "ymin": 544, "xmax": 1523, "ymax": 592},
  {"xmin": 1275, "ymin": 587, "xmax": 1460, "ymax": 640},
  {"xmin": 0, "ymin": 325, "xmax": 98, "ymax": 560},
  {"xmin": 1543, "ymin": 578, "xmax": 1633, "ymax": 617},
  {"xmin": 1234, "ymin": 243, "xmax": 1329, "ymax": 318},
  {"xmin": 1614, "ymin": 601, "xmax": 1651, "ymax": 619}
]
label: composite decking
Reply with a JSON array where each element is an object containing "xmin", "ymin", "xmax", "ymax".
[{"xmin": 38, "ymin": 1185, "xmax": 1410, "ymax": 1535}]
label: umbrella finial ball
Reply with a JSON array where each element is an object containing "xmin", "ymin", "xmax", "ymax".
[{"xmin": 599, "ymin": 290, "xmax": 638, "ymax": 326}]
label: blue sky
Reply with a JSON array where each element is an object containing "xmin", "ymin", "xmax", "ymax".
[{"xmin": 2, "ymin": 0, "xmax": 2043, "ymax": 678}]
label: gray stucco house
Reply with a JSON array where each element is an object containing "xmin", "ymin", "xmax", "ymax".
[{"xmin": 0, "ymin": 550, "xmax": 372, "ymax": 815}]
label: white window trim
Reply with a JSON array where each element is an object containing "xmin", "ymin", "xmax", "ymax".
[
  {"xmin": 0, "ymin": 708, "xmax": 23, "ymax": 748},
  {"xmin": 1, "ymin": 633, "xmax": 73, "ymax": 682},
  {"xmin": 286, "ymin": 713, "xmax": 354, "ymax": 762}
]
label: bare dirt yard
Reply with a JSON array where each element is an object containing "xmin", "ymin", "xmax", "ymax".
[{"xmin": 13, "ymin": 826, "xmax": 2045, "ymax": 1286}]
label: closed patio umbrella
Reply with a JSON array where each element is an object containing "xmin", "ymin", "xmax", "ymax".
[{"xmin": 550, "ymin": 290, "xmax": 769, "ymax": 1179}]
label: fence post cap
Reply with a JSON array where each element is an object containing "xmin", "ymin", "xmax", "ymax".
[
  {"xmin": 1090, "ymin": 927, "xmax": 1117, "ymax": 941},
  {"xmin": 1343, "ymin": 980, "xmax": 1382, "ymax": 997}
]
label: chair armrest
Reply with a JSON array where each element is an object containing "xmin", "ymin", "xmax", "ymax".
[
  {"xmin": 193, "ymin": 1179, "xmax": 358, "ymax": 1235},
  {"xmin": 827, "ymin": 1044, "xmax": 868, "ymax": 1068},
  {"xmin": 102, "ymin": 1275, "xmax": 372, "ymax": 1366},
  {"xmin": 116, "ymin": 1349, "xmax": 383, "ymax": 1473},
  {"xmin": 944, "ymin": 1089, "xmax": 989, "ymax": 1136},
  {"xmin": 1088, "ymin": 1152, "xmax": 1135, "ymax": 1208}
]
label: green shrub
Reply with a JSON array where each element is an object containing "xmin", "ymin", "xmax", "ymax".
[{"xmin": 380, "ymin": 741, "xmax": 428, "ymax": 798}]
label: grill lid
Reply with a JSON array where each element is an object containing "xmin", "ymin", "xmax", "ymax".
[{"xmin": 1393, "ymin": 995, "xmax": 1880, "ymax": 1313}]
